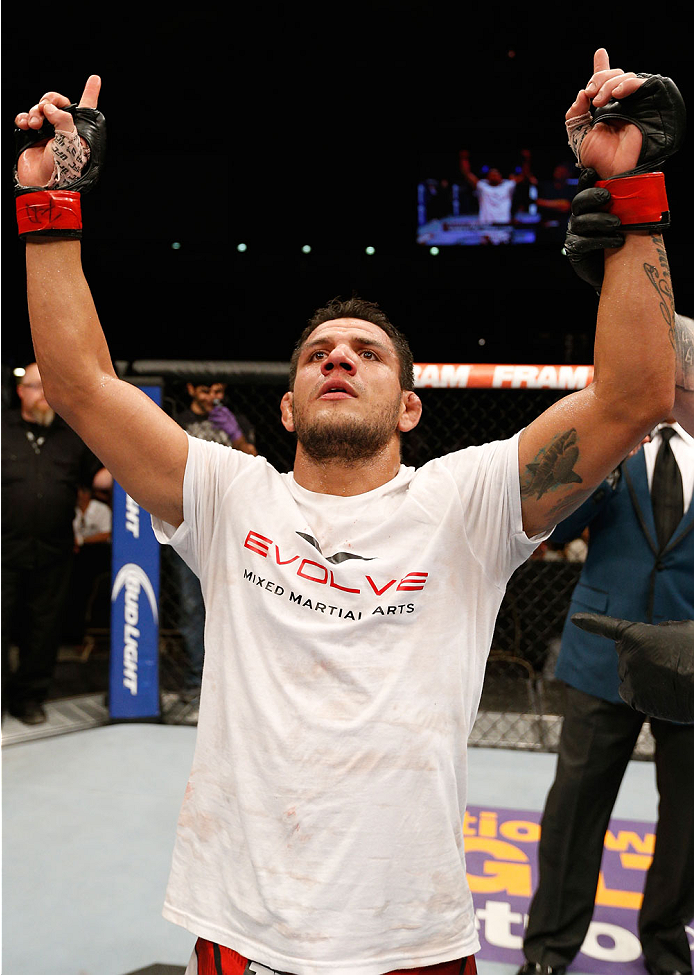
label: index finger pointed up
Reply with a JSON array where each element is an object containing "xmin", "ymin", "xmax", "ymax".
[
  {"xmin": 593, "ymin": 48, "xmax": 610, "ymax": 73},
  {"xmin": 78, "ymin": 75, "xmax": 101, "ymax": 109}
]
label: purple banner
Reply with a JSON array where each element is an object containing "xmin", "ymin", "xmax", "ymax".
[{"xmin": 465, "ymin": 804, "xmax": 694, "ymax": 973}]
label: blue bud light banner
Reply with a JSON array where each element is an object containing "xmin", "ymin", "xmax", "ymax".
[{"xmin": 109, "ymin": 382, "xmax": 162, "ymax": 719}]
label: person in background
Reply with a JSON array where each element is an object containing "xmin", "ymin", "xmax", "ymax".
[
  {"xmin": 177, "ymin": 380, "xmax": 258, "ymax": 454},
  {"xmin": 73, "ymin": 480, "xmax": 112, "ymax": 548},
  {"xmin": 2, "ymin": 363, "xmax": 108, "ymax": 724},
  {"xmin": 517, "ymin": 418, "xmax": 694, "ymax": 975},
  {"xmin": 562, "ymin": 314, "xmax": 694, "ymax": 731},
  {"xmin": 458, "ymin": 152, "xmax": 518, "ymax": 220},
  {"xmin": 673, "ymin": 313, "xmax": 694, "ymax": 438},
  {"xmin": 171, "ymin": 379, "xmax": 257, "ymax": 699},
  {"xmin": 535, "ymin": 162, "xmax": 576, "ymax": 242},
  {"xmin": 61, "ymin": 479, "xmax": 113, "ymax": 648},
  {"xmin": 458, "ymin": 148, "xmax": 537, "ymax": 242}
]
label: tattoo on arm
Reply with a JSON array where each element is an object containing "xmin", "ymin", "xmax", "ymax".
[
  {"xmin": 643, "ymin": 234, "xmax": 676, "ymax": 347},
  {"xmin": 520, "ymin": 428, "xmax": 583, "ymax": 502},
  {"xmin": 643, "ymin": 236, "xmax": 693, "ymax": 392}
]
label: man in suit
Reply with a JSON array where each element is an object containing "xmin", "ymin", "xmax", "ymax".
[{"xmin": 516, "ymin": 418, "xmax": 694, "ymax": 975}]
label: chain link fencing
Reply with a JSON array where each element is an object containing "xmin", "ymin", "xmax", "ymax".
[{"xmin": 100, "ymin": 359, "xmax": 653, "ymax": 758}]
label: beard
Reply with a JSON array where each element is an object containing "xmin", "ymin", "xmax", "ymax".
[
  {"xmin": 293, "ymin": 399, "xmax": 402, "ymax": 463},
  {"xmin": 30, "ymin": 404, "xmax": 55, "ymax": 427}
]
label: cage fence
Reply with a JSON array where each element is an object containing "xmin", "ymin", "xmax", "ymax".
[{"xmin": 108, "ymin": 359, "xmax": 654, "ymax": 759}]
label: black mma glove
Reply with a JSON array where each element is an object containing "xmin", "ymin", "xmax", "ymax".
[
  {"xmin": 565, "ymin": 71, "xmax": 685, "ymax": 284},
  {"xmin": 14, "ymin": 103, "xmax": 106, "ymax": 239},
  {"xmin": 591, "ymin": 73, "xmax": 686, "ymax": 176},
  {"xmin": 572, "ymin": 613, "xmax": 694, "ymax": 724}
]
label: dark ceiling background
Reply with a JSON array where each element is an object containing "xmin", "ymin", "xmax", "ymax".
[{"xmin": 3, "ymin": 7, "xmax": 692, "ymax": 372}]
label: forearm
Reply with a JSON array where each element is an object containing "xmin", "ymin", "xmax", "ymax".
[
  {"xmin": 592, "ymin": 233, "xmax": 676, "ymax": 433},
  {"xmin": 26, "ymin": 238, "xmax": 118, "ymax": 416}
]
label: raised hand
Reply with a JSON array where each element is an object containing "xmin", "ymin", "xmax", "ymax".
[
  {"xmin": 566, "ymin": 49, "xmax": 644, "ymax": 179},
  {"xmin": 15, "ymin": 76, "xmax": 101, "ymax": 187}
]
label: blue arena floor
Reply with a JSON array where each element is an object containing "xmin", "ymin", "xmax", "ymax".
[{"xmin": 0, "ymin": 701, "xmax": 674, "ymax": 975}]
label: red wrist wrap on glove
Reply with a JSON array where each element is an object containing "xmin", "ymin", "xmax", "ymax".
[
  {"xmin": 16, "ymin": 190, "xmax": 82, "ymax": 239},
  {"xmin": 594, "ymin": 172, "xmax": 669, "ymax": 231}
]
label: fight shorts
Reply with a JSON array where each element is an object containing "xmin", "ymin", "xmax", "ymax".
[{"xmin": 187, "ymin": 938, "xmax": 478, "ymax": 975}]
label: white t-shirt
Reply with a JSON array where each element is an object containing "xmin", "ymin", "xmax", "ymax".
[
  {"xmin": 475, "ymin": 179, "xmax": 515, "ymax": 224},
  {"xmin": 153, "ymin": 432, "xmax": 543, "ymax": 975}
]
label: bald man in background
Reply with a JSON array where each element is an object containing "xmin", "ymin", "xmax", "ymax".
[{"xmin": 2, "ymin": 363, "xmax": 108, "ymax": 724}]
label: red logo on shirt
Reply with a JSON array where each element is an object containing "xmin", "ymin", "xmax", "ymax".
[{"xmin": 243, "ymin": 529, "xmax": 428, "ymax": 596}]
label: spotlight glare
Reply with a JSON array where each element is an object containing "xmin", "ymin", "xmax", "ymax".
[
  {"xmin": 237, "ymin": 243, "xmax": 248, "ymax": 252},
  {"xmin": 171, "ymin": 241, "xmax": 182, "ymax": 250},
  {"xmin": 365, "ymin": 245, "xmax": 375, "ymax": 255},
  {"xmin": 13, "ymin": 367, "xmax": 26, "ymax": 377},
  {"xmin": 301, "ymin": 244, "xmax": 311, "ymax": 254},
  {"xmin": 429, "ymin": 246, "xmax": 440, "ymax": 255},
  {"xmin": 478, "ymin": 338, "xmax": 486, "ymax": 346}
]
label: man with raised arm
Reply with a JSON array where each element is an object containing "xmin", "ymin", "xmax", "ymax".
[{"xmin": 13, "ymin": 50, "xmax": 684, "ymax": 975}]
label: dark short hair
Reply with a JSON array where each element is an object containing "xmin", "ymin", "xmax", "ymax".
[{"xmin": 288, "ymin": 296, "xmax": 415, "ymax": 390}]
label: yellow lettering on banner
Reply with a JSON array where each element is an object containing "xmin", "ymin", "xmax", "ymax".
[
  {"xmin": 465, "ymin": 838, "xmax": 532, "ymax": 896},
  {"xmin": 595, "ymin": 871, "xmax": 643, "ymax": 910},
  {"xmin": 478, "ymin": 811, "xmax": 498, "ymax": 837},
  {"xmin": 462, "ymin": 810, "xmax": 478, "ymax": 836},
  {"xmin": 463, "ymin": 811, "xmax": 541, "ymax": 842},
  {"xmin": 620, "ymin": 853, "xmax": 653, "ymax": 870},
  {"xmin": 500, "ymin": 820, "xmax": 541, "ymax": 843},
  {"xmin": 467, "ymin": 860, "xmax": 532, "ymax": 896},
  {"xmin": 604, "ymin": 829, "xmax": 655, "ymax": 855}
]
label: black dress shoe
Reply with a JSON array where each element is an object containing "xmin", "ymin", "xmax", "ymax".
[
  {"xmin": 515, "ymin": 963, "xmax": 567, "ymax": 975},
  {"xmin": 8, "ymin": 701, "xmax": 47, "ymax": 725}
]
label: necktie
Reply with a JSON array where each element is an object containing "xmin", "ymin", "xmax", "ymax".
[{"xmin": 651, "ymin": 427, "xmax": 684, "ymax": 549}]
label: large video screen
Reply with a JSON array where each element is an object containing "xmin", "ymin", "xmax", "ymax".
[{"xmin": 417, "ymin": 149, "xmax": 580, "ymax": 247}]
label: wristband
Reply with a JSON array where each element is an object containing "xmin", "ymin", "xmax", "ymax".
[
  {"xmin": 16, "ymin": 190, "xmax": 82, "ymax": 239},
  {"xmin": 594, "ymin": 172, "xmax": 669, "ymax": 231}
]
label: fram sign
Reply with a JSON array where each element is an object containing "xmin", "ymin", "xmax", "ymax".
[
  {"xmin": 413, "ymin": 363, "xmax": 594, "ymax": 389},
  {"xmin": 109, "ymin": 382, "xmax": 162, "ymax": 720},
  {"xmin": 465, "ymin": 805, "xmax": 694, "ymax": 973}
]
